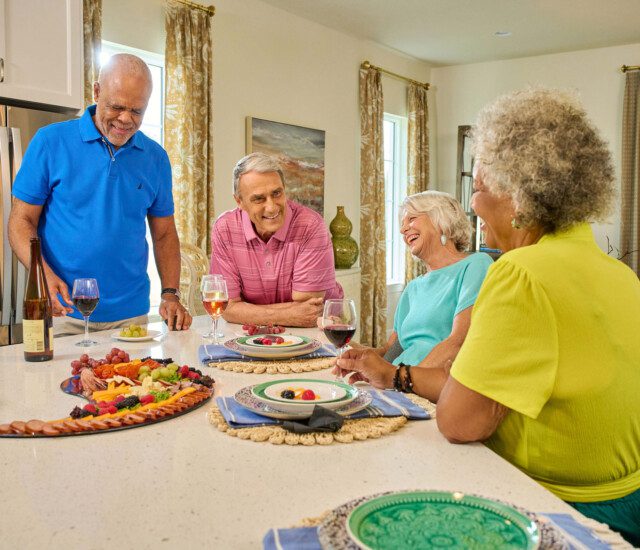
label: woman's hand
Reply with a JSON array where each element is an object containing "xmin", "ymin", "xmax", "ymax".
[{"xmin": 333, "ymin": 348, "xmax": 396, "ymax": 389}]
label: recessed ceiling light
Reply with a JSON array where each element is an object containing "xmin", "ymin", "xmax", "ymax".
[{"xmin": 494, "ymin": 31, "xmax": 512, "ymax": 37}]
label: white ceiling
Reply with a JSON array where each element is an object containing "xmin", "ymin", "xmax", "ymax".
[{"xmin": 259, "ymin": 0, "xmax": 640, "ymax": 66}]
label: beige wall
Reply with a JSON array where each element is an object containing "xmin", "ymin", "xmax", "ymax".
[
  {"xmin": 102, "ymin": 0, "xmax": 431, "ymax": 241},
  {"xmin": 431, "ymin": 43, "xmax": 640, "ymax": 252}
]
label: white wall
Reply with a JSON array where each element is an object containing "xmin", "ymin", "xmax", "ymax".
[
  {"xmin": 102, "ymin": 0, "xmax": 431, "ymax": 240},
  {"xmin": 431, "ymin": 43, "xmax": 640, "ymax": 252}
]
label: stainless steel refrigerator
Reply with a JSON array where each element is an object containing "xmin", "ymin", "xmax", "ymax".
[{"xmin": 0, "ymin": 104, "xmax": 74, "ymax": 346}]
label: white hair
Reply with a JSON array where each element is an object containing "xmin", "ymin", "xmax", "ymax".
[
  {"xmin": 400, "ymin": 190, "xmax": 472, "ymax": 252},
  {"xmin": 232, "ymin": 152, "xmax": 285, "ymax": 196}
]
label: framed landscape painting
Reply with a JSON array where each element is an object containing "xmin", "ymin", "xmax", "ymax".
[{"xmin": 246, "ymin": 117, "xmax": 325, "ymax": 215}]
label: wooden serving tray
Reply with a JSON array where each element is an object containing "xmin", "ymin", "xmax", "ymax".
[{"xmin": 0, "ymin": 382, "xmax": 213, "ymax": 438}]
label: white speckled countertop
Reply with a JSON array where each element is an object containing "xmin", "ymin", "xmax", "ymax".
[{"xmin": 0, "ymin": 316, "xmax": 579, "ymax": 549}]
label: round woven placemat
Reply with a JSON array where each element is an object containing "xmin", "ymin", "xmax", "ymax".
[
  {"xmin": 206, "ymin": 357, "xmax": 334, "ymax": 374},
  {"xmin": 207, "ymin": 393, "xmax": 435, "ymax": 446}
]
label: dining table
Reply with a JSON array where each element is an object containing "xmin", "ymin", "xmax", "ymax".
[{"xmin": 0, "ymin": 315, "xmax": 593, "ymax": 549}]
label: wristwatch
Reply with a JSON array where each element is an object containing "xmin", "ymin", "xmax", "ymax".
[{"xmin": 161, "ymin": 287, "xmax": 181, "ymax": 300}]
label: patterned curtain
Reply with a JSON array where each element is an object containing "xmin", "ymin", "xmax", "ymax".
[
  {"xmin": 621, "ymin": 71, "xmax": 640, "ymax": 275},
  {"xmin": 164, "ymin": 0, "xmax": 215, "ymax": 252},
  {"xmin": 405, "ymin": 83, "xmax": 430, "ymax": 283},
  {"xmin": 82, "ymin": 0, "xmax": 102, "ymax": 108},
  {"xmin": 359, "ymin": 66, "xmax": 387, "ymax": 347}
]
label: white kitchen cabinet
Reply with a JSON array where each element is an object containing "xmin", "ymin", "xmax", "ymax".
[{"xmin": 0, "ymin": 0, "xmax": 83, "ymax": 112}]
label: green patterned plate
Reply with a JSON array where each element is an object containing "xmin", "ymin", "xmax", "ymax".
[{"xmin": 346, "ymin": 491, "xmax": 540, "ymax": 550}]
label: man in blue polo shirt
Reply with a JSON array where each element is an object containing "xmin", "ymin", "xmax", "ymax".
[{"xmin": 8, "ymin": 54, "xmax": 191, "ymax": 333}]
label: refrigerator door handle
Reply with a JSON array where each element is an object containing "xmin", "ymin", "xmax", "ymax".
[
  {"xmin": 10, "ymin": 127, "xmax": 26, "ymax": 324},
  {"xmin": 0, "ymin": 127, "xmax": 13, "ymax": 326}
]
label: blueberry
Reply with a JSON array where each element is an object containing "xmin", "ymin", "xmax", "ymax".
[{"xmin": 280, "ymin": 390, "xmax": 295, "ymax": 399}]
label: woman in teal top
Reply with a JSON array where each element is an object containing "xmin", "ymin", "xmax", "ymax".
[{"xmin": 376, "ymin": 191, "xmax": 492, "ymax": 369}]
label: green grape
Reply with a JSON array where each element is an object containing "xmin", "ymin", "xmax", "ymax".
[
  {"xmin": 151, "ymin": 369, "xmax": 161, "ymax": 380},
  {"xmin": 159, "ymin": 367, "xmax": 171, "ymax": 379},
  {"xmin": 139, "ymin": 365, "xmax": 151, "ymax": 374},
  {"xmin": 167, "ymin": 363, "xmax": 179, "ymax": 372}
]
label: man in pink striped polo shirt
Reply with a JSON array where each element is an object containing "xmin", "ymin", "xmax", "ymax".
[{"xmin": 210, "ymin": 153, "xmax": 343, "ymax": 328}]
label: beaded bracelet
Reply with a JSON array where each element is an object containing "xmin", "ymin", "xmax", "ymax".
[
  {"xmin": 403, "ymin": 365, "xmax": 414, "ymax": 394},
  {"xmin": 393, "ymin": 366, "xmax": 403, "ymax": 392}
]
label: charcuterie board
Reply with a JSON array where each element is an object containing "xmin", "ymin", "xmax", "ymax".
[{"xmin": 0, "ymin": 348, "xmax": 214, "ymax": 438}]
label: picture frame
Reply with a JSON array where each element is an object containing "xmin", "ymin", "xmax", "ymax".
[{"xmin": 246, "ymin": 116, "xmax": 325, "ymax": 215}]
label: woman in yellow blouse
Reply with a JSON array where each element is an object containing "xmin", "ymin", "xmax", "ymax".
[{"xmin": 336, "ymin": 88, "xmax": 640, "ymax": 544}]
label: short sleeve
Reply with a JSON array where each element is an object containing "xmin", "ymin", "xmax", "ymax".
[
  {"xmin": 210, "ymin": 217, "xmax": 242, "ymax": 299},
  {"xmin": 291, "ymin": 221, "xmax": 337, "ymax": 293},
  {"xmin": 148, "ymin": 150, "xmax": 174, "ymax": 217},
  {"xmin": 455, "ymin": 253, "xmax": 493, "ymax": 315},
  {"xmin": 450, "ymin": 259, "xmax": 558, "ymax": 419},
  {"xmin": 12, "ymin": 129, "xmax": 51, "ymax": 205}
]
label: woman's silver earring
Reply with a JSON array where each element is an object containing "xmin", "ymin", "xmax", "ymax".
[{"xmin": 440, "ymin": 234, "xmax": 447, "ymax": 246}]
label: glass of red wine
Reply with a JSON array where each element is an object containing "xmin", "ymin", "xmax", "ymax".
[
  {"xmin": 72, "ymin": 278, "xmax": 100, "ymax": 347},
  {"xmin": 201, "ymin": 275, "xmax": 228, "ymax": 344},
  {"xmin": 322, "ymin": 299, "xmax": 357, "ymax": 364}
]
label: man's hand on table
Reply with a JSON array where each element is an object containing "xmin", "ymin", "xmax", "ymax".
[
  {"xmin": 160, "ymin": 295, "xmax": 192, "ymax": 330},
  {"xmin": 333, "ymin": 347, "xmax": 396, "ymax": 389},
  {"xmin": 46, "ymin": 269, "xmax": 74, "ymax": 316},
  {"xmin": 288, "ymin": 297, "xmax": 324, "ymax": 327}
]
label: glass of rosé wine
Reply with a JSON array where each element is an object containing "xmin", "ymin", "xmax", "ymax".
[{"xmin": 201, "ymin": 274, "xmax": 228, "ymax": 344}]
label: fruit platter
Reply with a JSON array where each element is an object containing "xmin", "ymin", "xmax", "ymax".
[{"xmin": 0, "ymin": 348, "xmax": 214, "ymax": 438}]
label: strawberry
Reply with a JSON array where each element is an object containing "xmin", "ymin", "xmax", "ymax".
[
  {"xmin": 83, "ymin": 403, "xmax": 97, "ymax": 414},
  {"xmin": 179, "ymin": 365, "xmax": 190, "ymax": 378},
  {"xmin": 188, "ymin": 370, "xmax": 201, "ymax": 380},
  {"xmin": 98, "ymin": 407, "xmax": 110, "ymax": 416},
  {"xmin": 107, "ymin": 405, "xmax": 118, "ymax": 414},
  {"xmin": 301, "ymin": 390, "xmax": 316, "ymax": 401},
  {"xmin": 115, "ymin": 395, "xmax": 126, "ymax": 403}
]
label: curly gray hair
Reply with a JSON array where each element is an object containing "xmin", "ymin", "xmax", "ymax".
[
  {"xmin": 471, "ymin": 88, "xmax": 615, "ymax": 233},
  {"xmin": 400, "ymin": 190, "xmax": 472, "ymax": 252},
  {"xmin": 232, "ymin": 152, "xmax": 285, "ymax": 196}
]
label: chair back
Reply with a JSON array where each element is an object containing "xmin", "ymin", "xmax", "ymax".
[{"xmin": 180, "ymin": 243, "xmax": 210, "ymax": 316}]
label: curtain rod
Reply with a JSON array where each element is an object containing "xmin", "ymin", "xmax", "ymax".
[
  {"xmin": 621, "ymin": 65, "xmax": 640, "ymax": 73},
  {"xmin": 361, "ymin": 60, "xmax": 430, "ymax": 90},
  {"xmin": 171, "ymin": 0, "xmax": 215, "ymax": 16}
]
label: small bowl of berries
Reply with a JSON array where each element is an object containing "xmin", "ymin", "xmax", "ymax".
[{"xmin": 250, "ymin": 378, "xmax": 359, "ymax": 414}]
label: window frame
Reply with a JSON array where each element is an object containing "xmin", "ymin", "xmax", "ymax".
[{"xmin": 383, "ymin": 113, "xmax": 408, "ymax": 287}]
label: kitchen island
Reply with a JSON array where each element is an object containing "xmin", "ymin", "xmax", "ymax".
[{"xmin": 0, "ymin": 316, "xmax": 586, "ymax": 549}]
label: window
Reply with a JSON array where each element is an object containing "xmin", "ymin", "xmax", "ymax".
[
  {"xmin": 383, "ymin": 114, "xmax": 408, "ymax": 285},
  {"xmin": 100, "ymin": 41, "xmax": 165, "ymax": 316}
]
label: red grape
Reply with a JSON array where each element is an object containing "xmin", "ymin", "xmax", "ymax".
[
  {"xmin": 112, "ymin": 357, "xmax": 122, "ymax": 364},
  {"xmin": 80, "ymin": 354, "xmax": 89, "ymax": 363},
  {"xmin": 111, "ymin": 348, "xmax": 120, "ymax": 355},
  {"xmin": 118, "ymin": 350, "xmax": 126, "ymax": 359}
]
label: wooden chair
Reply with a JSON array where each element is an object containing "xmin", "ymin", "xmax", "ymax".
[{"xmin": 180, "ymin": 243, "xmax": 210, "ymax": 316}]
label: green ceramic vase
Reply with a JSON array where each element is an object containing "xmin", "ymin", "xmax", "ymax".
[{"xmin": 329, "ymin": 206, "xmax": 359, "ymax": 269}]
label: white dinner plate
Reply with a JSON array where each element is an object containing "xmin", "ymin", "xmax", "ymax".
[
  {"xmin": 111, "ymin": 330, "xmax": 162, "ymax": 342},
  {"xmin": 223, "ymin": 338, "xmax": 323, "ymax": 360},
  {"xmin": 234, "ymin": 386, "xmax": 373, "ymax": 420}
]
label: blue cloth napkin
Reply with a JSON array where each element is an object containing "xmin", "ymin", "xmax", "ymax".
[
  {"xmin": 216, "ymin": 389, "xmax": 430, "ymax": 428},
  {"xmin": 262, "ymin": 513, "xmax": 613, "ymax": 550},
  {"xmin": 199, "ymin": 343, "xmax": 337, "ymax": 364}
]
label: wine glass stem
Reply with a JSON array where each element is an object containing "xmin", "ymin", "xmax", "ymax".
[
  {"xmin": 212, "ymin": 317, "xmax": 219, "ymax": 345},
  {"xmin": 83, "ymin": 315, "xmax": 90, "ymax": 344}
]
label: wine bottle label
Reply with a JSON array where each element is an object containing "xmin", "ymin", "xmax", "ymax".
[{"xmin": 23, "ymin": 320, "xmax": 45, "ymax": 352}]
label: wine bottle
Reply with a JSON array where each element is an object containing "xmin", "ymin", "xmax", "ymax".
[{"xmin": 23, "ymin": 237, "xmax": 53, "ymax": 362}]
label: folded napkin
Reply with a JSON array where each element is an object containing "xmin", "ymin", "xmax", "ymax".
[
  {"xmin": 199, "ymin": 343, "xmax": 337, "ymax": 364},
  {"xmin": 262, "ymin": 513, "xmax": 616, "ymax": 550},
  {"xmin": 282, "ymin": 405, "xmax": 344, "ymax": 433},
  {"xmin": 215, "ymin": 389, "xmax": 430, "ymax": 429}
]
